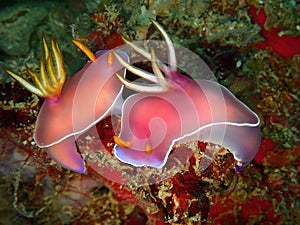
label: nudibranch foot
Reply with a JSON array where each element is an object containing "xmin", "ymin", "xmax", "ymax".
[
  {"xmin": 45, "ymin": 137, "xmax": 86, "ymax": 173},
  {"xmin": 4, "ymin": 34, "xmax": 66, "ymax": 100}
]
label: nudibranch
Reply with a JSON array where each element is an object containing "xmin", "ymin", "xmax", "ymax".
[
  {"xmin": 4, "ymin": 35, "xmax": 128, "ymax": 173},
  {"xmin": 113, "ymin": 19, "xmax": 261, "ymax": 171}
]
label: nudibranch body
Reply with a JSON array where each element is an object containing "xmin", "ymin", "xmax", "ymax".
[
  {"xmin": 113, "ymin": 19, "xmax": 261, "ymax": 170},
  {"xmin": 5, "ymin": 36, "xmax": 128, "ymax": 173}
]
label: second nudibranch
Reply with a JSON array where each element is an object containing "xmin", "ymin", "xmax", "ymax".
[
  {"xmin": 113, "ymin": 19, "xmax": 261, "ymax": 171},
  {"xmin": 5, "ymin": 35, "xmax": 128, "ymax": 173}
]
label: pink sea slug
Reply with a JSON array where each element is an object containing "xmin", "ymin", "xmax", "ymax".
[
  {"xmin": 112, "ymin": 19, "xmax": 261, "ymax": 171},
  {"xmin": 5, "ymin": 36, "xmax": 128, "ymax": 173}
]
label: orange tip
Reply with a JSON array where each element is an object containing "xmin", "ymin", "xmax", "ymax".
[{"xmin": 113, "ymin": 136, "xmax": 132, "ymax": 148}]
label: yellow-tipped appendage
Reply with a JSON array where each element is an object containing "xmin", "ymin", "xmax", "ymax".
[
  {"xmin": 72, "ymin": 39, "xmax": 96, "ymax": 62},
  {"xmin": 4, "ymin": 34, "xmax": 66, "ymax": 99},
  {"xmin": 113, "ymin": 136, "xmax": 132, "ymax": 148}
]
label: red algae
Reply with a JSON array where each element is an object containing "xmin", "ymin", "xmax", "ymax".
[
  {"xmin": 254, "ymin": 138, "xmax": 275, "ymax": 165},
  {"xmin": 249, "ymin": 6, "xmax": 300, "ymax": 57}
]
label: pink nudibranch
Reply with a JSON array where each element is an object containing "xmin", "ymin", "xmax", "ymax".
[
  {"xmin": 35, "ymin": 50, "xmax": 128, "ymax": 173},
  {"xmin": 114, "ymin": 75, "xmax": 261, "ymax": 169},
  {"xmin": 113, "ymin": 19, "xmax": 261, "ymax": 171},
  {"xmin": 5, "ymin": 36, "xmax": 128, "ymax": 173}
]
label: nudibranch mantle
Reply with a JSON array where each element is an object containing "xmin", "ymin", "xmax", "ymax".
[
  {"xmin": 5, "ymin": 36, "xmax": 129, "ymax": 173},
  {"xmin": 34, "ymin": 50, "xmax": 128, "ymax": 147},
  {"xmin": 112, "ymin": 19, "xmax": 261, "ymax": 171}
]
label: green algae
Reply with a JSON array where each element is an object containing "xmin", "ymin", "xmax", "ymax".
[{"xmin": 250, "ymin": 0, "xmax": 300, "ymax": 36}]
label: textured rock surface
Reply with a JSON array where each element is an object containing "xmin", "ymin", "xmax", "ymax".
[{"xmin": 0, "ymin": 3, "xmax": 47, "ymax": 56}]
